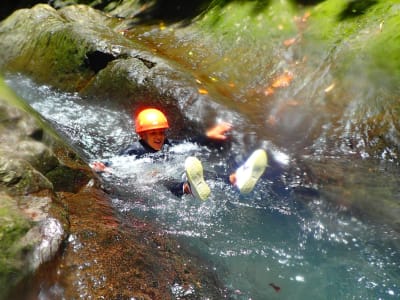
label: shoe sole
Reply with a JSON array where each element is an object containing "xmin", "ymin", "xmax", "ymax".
[
  {"xmin": 235, "ymin": 149, "xmax": 268, "ymax": 194},
  {"xmin": 185, "ymin": 156, "xmax": 211, "ymax": 201}
]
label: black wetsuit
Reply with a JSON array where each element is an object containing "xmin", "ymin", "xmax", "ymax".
[
  {"xmin": 118, "ymin": 139, "xmax": 171, "ymax": 157},
  {"xmin": 118, "ymin": 135, "xmax": 227, "ymax": 157},
  {"xmin": 112, "ymin": 136, "xmax": 230, "ymax": 197}
]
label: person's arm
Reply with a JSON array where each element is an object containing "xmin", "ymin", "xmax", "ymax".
[
  {"xmin": 205, "ymin": 122, "xmax": 232, "ymax": 141},
  {"xmin": 188, "ymin": 121, "xmax": 233, "ymax": 147},
  {"xmin": 91, "ymin": 141, "xmax": 145, "ymax": 173},
  {"xmin": 91, "ymin": 161, "xmax": 112, "ymax": 173}
]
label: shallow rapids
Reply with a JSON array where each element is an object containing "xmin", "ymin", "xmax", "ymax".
[{"xmin": 7, "ymin": 75, "xmax": 400, "ymax": 299}]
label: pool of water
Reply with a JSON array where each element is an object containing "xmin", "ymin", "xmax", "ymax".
[{"xmin": 7, "ymin": 75, "xmax": 400, "ymax": 299}]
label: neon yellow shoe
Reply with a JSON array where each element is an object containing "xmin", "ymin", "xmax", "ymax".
[
  {"xmin": 184, "ymin": 156, "xmax": 211, "ymax": 201},
  {"xmin": 234, "ymin": 149, "xmax": 268, "ymax": 194}
]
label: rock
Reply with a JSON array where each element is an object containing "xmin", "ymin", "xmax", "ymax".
[
  {"xmin": 21, "ymin": 217, "xmax": 65, "ymax": 271},
  {"xmin": 0, "ymin": 156, "xmax": 53, "ymax": 195},
  {"xmin": 0, "ymin": 80, "xmax": 71, "ymax": 299},
  {"xmin": 0, "ymin": 4, "xmax": 141, "ymax": 92},
  {"xmin": 0, "ymin": 4, "xmax": 238, "ymax": 131},
  {"xmin": 15, "ymin": 140, "xmax": 60, "ymax": 174},
  {"xmin": 0, "ymin": 191, "xmax": 31, "ymax": 300}
]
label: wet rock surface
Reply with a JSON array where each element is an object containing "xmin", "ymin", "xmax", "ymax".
[
  {"xmin": 0, "ymin": 4, "xmax": 239, "ymax": 132},
  {"xmin": 0, "ymin": 86, "xmax": 68, "ymax": 298}
]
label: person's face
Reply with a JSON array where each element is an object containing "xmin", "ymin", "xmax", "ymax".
[{"xmin": 141, "ymin": 129, "xmax": 166, "ymax": 151}]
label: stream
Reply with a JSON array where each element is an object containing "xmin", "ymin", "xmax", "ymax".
[{"xmin": 6, "ymin": 74, "xmax": 400, "ymax": 299}]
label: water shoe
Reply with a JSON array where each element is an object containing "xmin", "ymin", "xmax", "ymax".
[
  {"xmin": 234, "ymin": 149, "xmax": 268, "ymax": 194},
  {"xmin": 184, "ymin": 156, "xmax": 211, "ymax": 201}
]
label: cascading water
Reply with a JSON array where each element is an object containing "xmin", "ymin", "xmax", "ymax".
[{"xmin": 7, "ymin": 74, "xmax": 399, "ymax": 299}]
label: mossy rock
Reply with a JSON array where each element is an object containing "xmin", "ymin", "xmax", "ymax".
[
  {"xmin": 45, "ymin": 165, "xmax": 91, "ymax": 193},
  {"xmin": 15, "ymin": 141, "xmax": 60, "ymax": 174},
  {"xmin": 0, "ymin": 192, "xmax": 32, "ymax": 300},
  {"xmin": 0, "ymin": 4, "xmax": 142, "ymax": 91},
  {"xmin": 0, "ymin": 4, "xmax": 93, "ymax": 90},
  {"xmin": 303, "ymin": 0, "xmax": 400, "ymax": 85},
  {"xmin": 0, "ymin": 157, "xmax": 54, "ymax": 196}
]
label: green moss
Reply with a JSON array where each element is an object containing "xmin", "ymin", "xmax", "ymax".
[
  {"xmin": 0, "ymin": 5, "xmax": 94, "ymax": 90},
  {"xmin": 365, "ymin": 6, "xmax": 400, "ymax": 81},
  {"xmin": 306, "ymin": 0, "xmax": 381, "ymax": 40},
  {"xmin": 45, "ymin": 165, "xmax": 91, "ymax": 193},
  {"xmin": 104, "ymin": 0, "xmax": 143, "ymax": 16},
  {"xmin": 0, "ymin": 76, "xmax": 63, "ymax": 144},
  {"xmin": 305, "ymin": 0, "xmax": 399, "ymax": 68},
  {"xmin": 0, "ymin": 76, "xmax": 34, "ymax": 112},
  {"xmin": 0, "ymin": 194, "xmax": 31, "ymax": 298},
  {"xmin": 197, "ymin": 0, "xmax": 298, "ymax": 43},
  {"xmin": 8, "ymin": 22, "xmax": 94, "ymax": 89}
]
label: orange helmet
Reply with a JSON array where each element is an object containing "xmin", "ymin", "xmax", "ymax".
[{"xmin": 135, "ymin": 108, "xmax": 169, "ymax": 133}]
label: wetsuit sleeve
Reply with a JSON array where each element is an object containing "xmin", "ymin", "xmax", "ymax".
[
  {"xmin": 185, "ymin": 134, "xmax": 230, "ymax": 150},
  {"xmin": 118, "ymin": 144, "xmax": 140, "ymax": 156},
  {"xmin": 118, "ymin": 140, "xmax": 154, "ymax": 157},
  {"xmin": 163, "ymin": 180, "xmax": 185, "ymax": 197}
]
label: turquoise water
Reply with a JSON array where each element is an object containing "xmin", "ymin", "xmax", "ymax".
[{"xmin": 7, "ymin": 75, "xmax": 400, "ymax": 299}]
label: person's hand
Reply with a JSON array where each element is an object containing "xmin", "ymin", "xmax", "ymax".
[
  {"xmin": 91, "ymin": 161, "xmax": 112, "ymax": 173},
  {"xmin": 206, "ymin": 122, "xmax": 232, "ymax": 140}
]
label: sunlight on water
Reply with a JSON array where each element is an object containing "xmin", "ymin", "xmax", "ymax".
[
  {"xmin": 6, "ymin": 75, "xmax": 400, "ymax": 299},
  {"xmin": 6, "ymin": 75, "xmax": 133, "ymax": 159}
]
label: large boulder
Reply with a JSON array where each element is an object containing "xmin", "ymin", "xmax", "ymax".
[
  {"xmin": 0, "ymin": 4, "xmax": 118, "ymax": 91},
  {"xmin": 0, "ymin": 4, "xmax": 242, "ymax": 134},
  {"xmin": 0, "ymin": 79, "xmax": 69, "ymax": 299}
]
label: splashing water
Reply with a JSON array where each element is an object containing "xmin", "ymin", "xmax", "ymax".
[{"xmin": 7, "ymin": 75, "xmax": 400, "ymax": 299}]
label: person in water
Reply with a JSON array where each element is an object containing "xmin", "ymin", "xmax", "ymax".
[{"xmin": 91, "ymin": 107, "xmax": 268, "ymax": 200}]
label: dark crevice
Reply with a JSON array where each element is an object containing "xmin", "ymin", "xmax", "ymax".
[
  {"xmin": 1, "ymin": 0, "xmax": 43, "ymax": 20},
  {"xmin": 338, "ymin": 0, "xmax": 378, "ymax": 20},
  {"xmin": 29, "ymin": 128, "xmax": 44, "ymax": 141},
  {"xmin": 126, "ymin": 0, "xmax": 328, "ymax": 26},
  {"xmin": 128, "ymin": 0, "xmax": 211, "ymax": 25},
  {"xmin": 85, "ymin": 51, "xmax": 116, "ymax": 73},
  {"xmin": 134, "ymin": 56, "xmax": 157, "ymax": 69}
]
